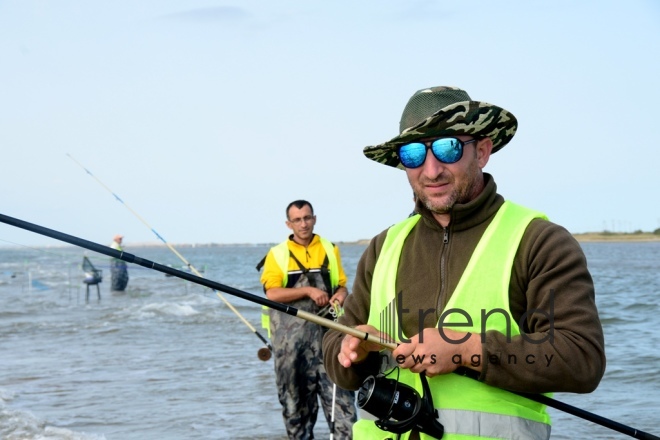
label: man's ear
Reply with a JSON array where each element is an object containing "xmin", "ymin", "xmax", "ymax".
[
  {"xmin": 477, "ymin": 137, "xmax": 494, "ymax": 168},
  {"xmin": 285, "ymin": 220, "xmax": 293, "ymax": 231}
]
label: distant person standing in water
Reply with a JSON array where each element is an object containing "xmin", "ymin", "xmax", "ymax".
[{"xmin": 110, "ymin": 234, "xmax": 129, "ymax": 291}]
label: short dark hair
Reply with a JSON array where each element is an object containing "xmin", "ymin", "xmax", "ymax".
[{"xmin": 286, "ymin": 200, "xmax": 313, "ymax": 220}]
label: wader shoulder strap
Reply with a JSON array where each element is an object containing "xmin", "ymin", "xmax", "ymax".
[
  {"xmin": 289, "ymin": 251, "xmax": 307, "ymax": 273},
  {"xmin": 255, "ymin": 255, "xmax": 267, "ymax": 272},
  {"xmin": 289, "ymin": 251, "xmax": 328, "ymax": 290},
  {"xmin": 320, "ymin": 254, "xmax": 331, "ymax": 293},
  {"xmin": 288, "ymin": 250, "xmax": 332, "ymax": 292}
]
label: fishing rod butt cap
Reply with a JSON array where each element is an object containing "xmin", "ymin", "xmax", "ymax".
[{"xmin": 257, "ymin": 347, "xmax": 272, "ymax": 361}]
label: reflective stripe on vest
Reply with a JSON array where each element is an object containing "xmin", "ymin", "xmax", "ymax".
[
  {"xmin": 270, "ymin": 237, "xmax": 339, "ymax": 289},
  {"xmin": 359, "ymin": 201, "xmax": 551, "ymax": 440},
  {"xmin": 261, "ymin": 237, "xmax": 339, "ymax": 337}
]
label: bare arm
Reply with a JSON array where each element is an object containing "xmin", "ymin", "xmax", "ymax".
[{"xmin": 266, "ymin": 286, "xmax": 331, "ymax": 306}]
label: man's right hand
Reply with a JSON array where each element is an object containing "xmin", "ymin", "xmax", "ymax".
[
  {"xmin": 338, "ymin": 324, "xmax": 386, "ymax": 368},
  {"xmin": 307, "ymin": 287, "xmax": 330, "ymax": 306}
]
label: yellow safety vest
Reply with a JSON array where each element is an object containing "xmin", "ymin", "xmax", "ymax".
[
  {"xmin": 355, "ymin": 201, "xmax": 552, "ymax": 440},
  {"xmin": 260, "ymin": 237, "xmax": 340, "ymax": 338}
]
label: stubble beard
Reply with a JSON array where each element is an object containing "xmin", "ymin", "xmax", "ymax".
[{"xmin": 416, "ymin": 162, "xmax": 483, "ymax": 215}]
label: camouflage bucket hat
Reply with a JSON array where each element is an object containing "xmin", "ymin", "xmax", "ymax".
[{"xmin": 363, "ymin": 86, "xmax": 518, "ymax": 169}]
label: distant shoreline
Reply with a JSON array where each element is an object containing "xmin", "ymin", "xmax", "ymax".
[
  {"xmin": 2, "ymin": 233, "xmax": 660, "ymax": 250},
  {"xmin": 343, "ymin": 234, "xmax": 660, "ymax": 245},
  {"xmin": 344, "ymin": 233, "xmax": 660, "ymax": 245},
  {"xmin": 571, "ymin": 232, "xmax": 660, "ymax": 242}
]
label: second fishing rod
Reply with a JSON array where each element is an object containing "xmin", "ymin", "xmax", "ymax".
[
  {"xmin": 67, "ymin": 153, "xmax": 273, "ymax": 360},
  {"xmin": 1, "ymin": 211, "xmax": 658, "ymax": 440}
]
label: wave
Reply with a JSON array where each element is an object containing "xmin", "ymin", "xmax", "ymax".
[
  {"xmin": 139, "ymin": 302, "xmax": 200, "ymax": 318},
  {"xmin": 0, "ymin": 395, "xmax": 105, "ymax": 440}
]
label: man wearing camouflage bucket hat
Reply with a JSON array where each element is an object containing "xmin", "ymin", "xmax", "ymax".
[
  {"xmin": 363, "ymin": 86, "xmax": 517, "ymax": 169},
  {"xmin": 323, "ymin": 86, "xmax": 606, "ymax": 439}
]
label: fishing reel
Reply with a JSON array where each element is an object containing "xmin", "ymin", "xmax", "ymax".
[{"xmin": 357, "ymin": 370, "xmax": 444, "ymax": 438}]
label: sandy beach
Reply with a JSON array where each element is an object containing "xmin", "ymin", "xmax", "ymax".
[{"xmin": 572, "ymin": 232, "xmax": 660, "ymax": 242}]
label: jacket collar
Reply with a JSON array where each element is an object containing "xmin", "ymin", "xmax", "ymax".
[{"xmin": 287, "ymin": 233, "xmax": 319, "ymax": 248}]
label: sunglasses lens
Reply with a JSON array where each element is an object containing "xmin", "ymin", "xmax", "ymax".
[
  {"xmin": 398, "ymin": 143, "xmax": 427, "ymax": 168},
  {"xmin": 431, "ymin": 138, "xmax": 463, "ymax": 164}
]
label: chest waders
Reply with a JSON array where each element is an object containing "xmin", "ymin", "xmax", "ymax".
[
  {"xmin": 110, "ymin": 243, "xmax": 129, "ymax": 292},
  {"xmin": 355, "ymin": 201, "xmax": 552, "ymax": 440}
]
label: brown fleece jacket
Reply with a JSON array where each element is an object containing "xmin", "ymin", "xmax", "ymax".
[{"xmin": 323, "ymin": 174, "xmax": 605, "ymax": 395}]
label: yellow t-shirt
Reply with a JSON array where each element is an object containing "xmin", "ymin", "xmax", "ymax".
[{"xmin": 260, "ymin": 234, "xmax": 347, "ymax": 291}]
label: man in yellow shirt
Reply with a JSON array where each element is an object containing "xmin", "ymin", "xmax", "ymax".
[{"xmin": 261, "ymin": 200, "xmax": 357, "ymax": 439}]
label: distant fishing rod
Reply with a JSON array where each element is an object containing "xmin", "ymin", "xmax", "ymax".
[
  {"xmin": 1, "ymin": 212, "xmax": 658, "ymax": 440},
  {"xmin": 66, "ymin": 154, "xmax": 272, "ymax": 361}
]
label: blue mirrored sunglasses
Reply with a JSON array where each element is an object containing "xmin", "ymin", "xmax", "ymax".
[{"xmin": 397, "ymin": 138, "xmax": 477, "ymax": 168}]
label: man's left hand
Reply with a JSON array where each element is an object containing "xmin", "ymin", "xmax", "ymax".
[
  {"xmin": 329, "ymin": 288, "xmax": 348, "ymax": 306},
  {"xmin": 393, "ymin": 328, "xmax": 483, "ymax": 376}
]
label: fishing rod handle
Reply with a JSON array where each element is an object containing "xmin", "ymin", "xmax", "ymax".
[{"xmin": 297, "ymin": 310, "xmax": 397, "ymax": 350}]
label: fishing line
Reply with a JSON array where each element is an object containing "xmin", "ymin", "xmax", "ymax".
[
  {"xmin": 0, "ymin": 237, "xmax": 72, "ymax": 258},
  {"xmin": 328, "ymin": 300, "xmax": 344, "ymax": 440},
  {"xmin": 66, "ymin": 154, "xmax": 273, "ymax": 360},
  {"xmin": 1, "ymin": 211, "xmax": 658, "ymax": 440},
  {"xmin": 0, "ymin": 237, "xmax": 80, "ymax": 294},
  {"xmin": 0, "ymin": 237, "xmax": 119, "ymax": 267}
]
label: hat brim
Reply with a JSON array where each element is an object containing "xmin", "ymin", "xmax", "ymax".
[{"xmin": 364, "ymin": 100, "xmax": 517, "ymax": 169}]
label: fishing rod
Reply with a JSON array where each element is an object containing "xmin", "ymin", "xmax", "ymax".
[
  {"xmin": 0, "ymin": 212, "xmax": 390, "ymax": 348},
  {"xmin": 452, "ymin": 367, "xmax": 659, "ymax": 440},
  {"xmin": 66, "ymin": 154, "xmax": 272, "ymax": 361},
  {"xmin": 1, "ymin": 212, "xmax": 658, "ymax": 440}
]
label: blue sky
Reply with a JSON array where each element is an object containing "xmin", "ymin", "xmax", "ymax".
[{"xmin": 1, "ymin": 0, "xmax": 659, "ymax": 248}]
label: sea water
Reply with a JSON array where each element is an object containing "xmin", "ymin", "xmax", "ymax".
[{"xmin": 0, "ymin": 241, "xmax": 658, "ymax": 439}]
